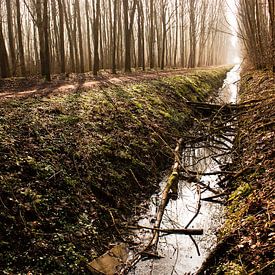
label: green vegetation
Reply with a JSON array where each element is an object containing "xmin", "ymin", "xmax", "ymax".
[{"xmin": 0, "ymin": 68, "xmax": 227, "ymax": 274}]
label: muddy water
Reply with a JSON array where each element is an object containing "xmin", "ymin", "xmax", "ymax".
[{"xmin": 129, "ymin": 65, "xmax": 240, "ymax": 275}]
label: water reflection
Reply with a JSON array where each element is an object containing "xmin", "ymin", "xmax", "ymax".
[{"xmin": 130, "ymin": 66, "xmax": 240, "ymax": 275}]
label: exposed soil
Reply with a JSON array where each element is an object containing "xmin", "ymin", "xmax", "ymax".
[
  {"xmin": 198, "ymin": 70, "xmax": 275, "ymax": 274},
  {"xmin": 0, "ymin": 68, "xmax": 228, "ymax": 274}
]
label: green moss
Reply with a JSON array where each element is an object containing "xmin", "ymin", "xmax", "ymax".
[
  {"xmin": 215, "ymin": 261, "xmax": 246, "ymax": 274},
  {"xmin": 0, "ymin": 67, "xmax": 228, "ymax": 274},
  {"xmin": 228, "ymin": 182, "xmax": 252, "ymax": 204}
]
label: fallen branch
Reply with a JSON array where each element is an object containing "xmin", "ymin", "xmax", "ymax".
[
  {"xmin": 184, "ymin": 170, "xmax": 235, "ymax": 176},
  {"xmin": 201, "ymin": 198, "xmax": 225, "ymax": 205},
  {"xmin": 119, "ymin": 138, "xmax": 184, "ymax": 274},
  {"xmin": 186, "ymin": 101, "xmax": 243, "ymax": 112},
  {"xmin": 147, "ymin": 138, "xmax": 183, "ymax": 250},
  {"xmin": 127, "ymin": 225, "xmax": 203, "ymax": 235}
]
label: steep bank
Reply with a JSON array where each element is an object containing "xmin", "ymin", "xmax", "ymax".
[
  {"xmin": 0, "ymin": 68, "xmax": 228, "ymax": 274},
  {"xmin": 198, "ymin": 70, "xmax": 274, "ymax": 274}
]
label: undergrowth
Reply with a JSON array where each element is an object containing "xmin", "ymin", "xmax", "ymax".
[
  {"xmin": 0, "ymin": 68, "xmax": 227, "ymax": 274},
  {"xmin": 211, "ymin": 70, "xmax": 275, "ymax": 274}
]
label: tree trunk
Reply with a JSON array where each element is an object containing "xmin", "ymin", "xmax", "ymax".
[
  {"xmin": 112, "ymin": 0, "xmax": 117, "ymax": 74},
  {"xmin": 75, "ymin": 0, "xmax": 84, "ymax": 73},
  {"xmin": 174, "ymin": 0, "xmax": 178, "ymax": 67},
  {"xmin": 6, "ymin": 0, "xmax": 16, "ymax": 75},
  {"xmin": 63, "ymin": 0, "xmax": 75, "ymax": 72},
  {"xmin": 0, "ymin": 20, "xmax": 10, "ymax": 78},
  {"xmin": 43, "ymin": 0, "xmax": 51, "ymax": 81},
  {"xmin": 188, "ymin": 0, "xmax": 196, "ymax": 68},
  {"xmin": 122, "ymin": 0, "xmax": 138, "ymax": 72},
  {"xmin": 160, "ymin": 0, "xmax": 167, "ymax": 70},
  {"xmin": 93, "ymin": 0, "xmax": 100, "ymax": 75},
  {"xmin": 85, "ymin": 0, "xmax": 92, "ymax": 72},
  {"xmin": 57, "ymin": 0, "xmax": 66, "ymax": 73},
  {"xmin": 16, "ymin": 0, "xmax": 26, "ymax": 76},
  {"xmin": 149, "ymin": 0, "xmax": 155, "ymax": 68},
  {"xmin": 268, "ymin": 0, "xmax": 275, "ymax": 72}
]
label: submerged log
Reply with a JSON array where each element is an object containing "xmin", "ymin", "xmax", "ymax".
[
  {"xmin": 127, "ymin": 225, "xmax": 203, "ymax": 235},
  {"xmin": 146, "ymin": 138, "xmax": 184, "ymax": 251}
]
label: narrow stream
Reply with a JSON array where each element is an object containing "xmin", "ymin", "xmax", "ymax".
[{"xmin": 129, "ymin": 65, "xmax": 240, "ymax": 275}]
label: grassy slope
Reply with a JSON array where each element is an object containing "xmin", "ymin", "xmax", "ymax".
[
  {"xmin": 0, "ymin": 68, "xmax": 227, "ymax": 274},
  {"xmin": 207, "ymin": 70, "xmax": 274, "ymax": 274}
]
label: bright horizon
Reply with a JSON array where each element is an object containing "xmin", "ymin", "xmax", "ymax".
[{"xmin": 226, "ymin": 0, "xmax": 241, "ymax": 64}]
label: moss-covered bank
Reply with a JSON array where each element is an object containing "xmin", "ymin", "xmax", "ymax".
[
  {"xmin": 0, "ymin": 68, "xmax": 227, "ymax": 274},
  {"xmin": 199, "ymin": 70, "xmax": 274, "ymax": 274}
]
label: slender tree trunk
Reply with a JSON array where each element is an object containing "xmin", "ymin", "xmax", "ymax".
[
  {"xmin": 36, "ymin": 0, "xmax": 46, "ymax": 76},
  {"xmin": 268, "ymin": 0, "xmax": 275, "ymax": 71},
  {"xmin": 174, "ymin": 0, "xmax": 178, "ymax": 67},
  {"xmin": 6, "ymin": 0, "xmax": 16, "ymax": 75},
  {"xmin": 86, "ymin": 0, "xmax": 92, "ymax": 72},
  {"xmin": 93, "ymin": 0, "xmax": 100, "ymax": 75},
  {"xmin": 63, "ymin": 0, "xmax": 75, "ymax": 72},
  {"xmin": 149, "ymin": 0, "xmax": 155, "ymax": 68},
  {"xmin": 75, "ymin": 0, "xmax": 84, "ymax": 72},
  {"xmin": 141, "ymin": 2, "xmax": 145, "ymax": 70},
  {"xmin": 160, "ymin": 1, "xmax": 167, "ymax": 70},
  {"xmin": 0, "ymin": 20, "xmax": 10, "ymax": 78},
  {"xmin": 122, "ymin": 0, "xmax": 138, "ymax": 72},
  {"xmin": 51, "ymin": 0, "xmax": 59, "ymax": 72},
  {"xmin": 16, "ymin": 0, "xmax": 26, "ymax": 76},
  {"xmin": 99, "ymin": 15, "xmax": 104, "ymax": 68},
  {"xmin": 188, "ymin": 0, "xmax": 196, "ymax": 68},
  {"xmin": 43, "ymin": 0, "xmax": 51, "ymax": 81},
  {"xmin": 57, "ymin": 0, "xmax": 66, "ymax": 73},
  {"xmin": 112, "ymin": 0, "xmax": 117, "ymax": 74},
  {"xmin": 137, "ymin": 1, "xmax": 143, "ymax": 68},
  {"xmin": 72, "ymin": 6, "xmax": 80, "ymax": 72},
  {"xmin": 123, "ymin": 0, "xmax": 131, "ymax": 72}
]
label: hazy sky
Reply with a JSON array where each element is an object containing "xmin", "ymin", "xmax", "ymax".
[{"xmin": 225, "ymin": 0, "xmax": 241, "ymax": 63}]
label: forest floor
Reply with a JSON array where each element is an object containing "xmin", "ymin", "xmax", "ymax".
[
  {"xmin": 0, "ymin": 67, "xmax": 221, "ymax": 100},
  {"xmin": 198, "ymin": 69, "xmax": 275, "ymax": 274},
  {"xmin": 0, "ymin": 67, "xmax": 228, "ymax": 274}
]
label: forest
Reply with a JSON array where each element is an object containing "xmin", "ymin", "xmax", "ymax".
[
  {"xmin": 0, "ymin": 0, "xmax": 234, "ymax": 80},
  {"xmin": 0, "ymin": 0, "xmax": 274, "ymax": 274}
]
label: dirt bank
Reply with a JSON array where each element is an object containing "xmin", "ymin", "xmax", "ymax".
[
  {"xmin": 198, "ymin": 70, "xmax": 274, "ymax": 274},
  {"xmin": 0, "ymin": 68, "xmax": 228, "ymax": 274}
]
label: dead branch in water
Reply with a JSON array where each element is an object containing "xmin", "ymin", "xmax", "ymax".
[
  {"xmin": 185, "ymin": 185, "xmax": 202, "ymax": 229},
  {"xmin": 127, "ymin": 225, "xmax": 203, "ymax": 235},
  {"xmin": 146, "ymin": 138, "xmax": 184, "ymax": 251}
]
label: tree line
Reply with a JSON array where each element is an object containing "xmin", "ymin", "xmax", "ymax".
[
  {"xmin": 237, "ymin": 0, "xmax": 274, "ymax": 71},
  {"xmin": 0, "ymin": 0, "xmax": 232, "ymax": 80}
]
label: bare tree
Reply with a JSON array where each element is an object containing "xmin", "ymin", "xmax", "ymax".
[
  {"xmin": 122, "ymin": 0, "xmax": 138, "ymax": 72},
  {"xmin": 93, "ymin": 0, "xmax": 100, "ymax": 75},
  {"xmin": 0, "ymin": 0, "xmax": 234, "ymax": 77},
  {"xmin": 237, "ymin": 0, "xmax": 274, "ymax": 70},
  {"xmin": 5, "ymin": 0, "xmax": 16, "ymax": 75},
  {"xmin": 16, "ymin": 0, "xmax": 26, "ymax": 76},
  {"xmin": 75, "ymin": 0, "xmax": 84, "ymax": 73},
  {"xmin": 0, "ymin": 15, "xmax": 10, "ymax": 78},
  {"xmin": 57, "ymin": 0, "xmax": 66, "ymax": 73}
]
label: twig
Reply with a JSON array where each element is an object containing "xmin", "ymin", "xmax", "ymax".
[
  {"xmin": 130, "ymin": 169, "xmax": 142, "ymax": 188},
  {"xmin": 189, "ymin": 235, "xmax": 201, "ymax": 256},
  {"xmin": 185, "ymin": 185, "xmax": 201, "ymax": 229}
]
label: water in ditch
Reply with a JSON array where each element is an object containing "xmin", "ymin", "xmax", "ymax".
[{"xmin": 129, "ymin": 65, "xmax": 240, "ymax": 275}]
